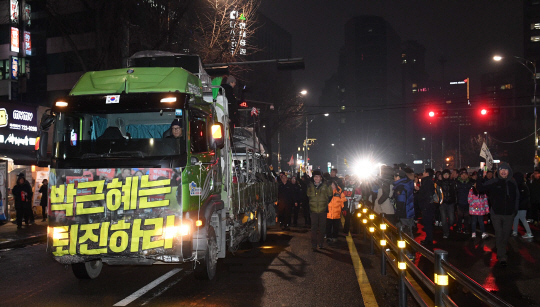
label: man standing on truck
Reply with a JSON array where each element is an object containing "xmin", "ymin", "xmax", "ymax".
[
  {"xmin": 221, "ymin": 75, "xmax": 239, "ymax": 128},
  {"xmin": 307, "ymin": 170, "xmax": 333, "ymax": 250}
]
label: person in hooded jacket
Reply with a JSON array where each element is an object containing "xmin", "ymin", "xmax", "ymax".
[
  {"xmin": 393, "ymin": 170, "xmax": 415, "ymax": 237},
  {"xmin": 512, "ymin": 172, "xmax": 533, "ymax": 239},
  {"xmin": 12, "ymin": 173, "xmax": 33, "ymax": 228},
  {"xmin": 326, "ymin": 181, "xmax": 346, "ymax": 243},
  {"xmin": 456, "ymin": 169, "xmax": 473, "ymax": 234},
  {"xmin": 477, "ymin": 162, "xmax": 519, "ymax": 266},
  {"xmin": 439, "ymin": 169, "xmax": 457, "ymax": 238}
]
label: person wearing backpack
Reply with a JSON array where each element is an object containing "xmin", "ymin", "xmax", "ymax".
[
  {"xmin": 393, "ymin": 170, "xmax": 415, "ymax": 250},
  {"xmin": 439, "ymin": 169, "xmax": 457, "ymax": 239},
  {"xmin": 415, "ymin": 168, "xmax": 435, "ymax": 246},
  {"xmin": 456, "ymin": 169, "xmax": 473, "ymax": 234}
]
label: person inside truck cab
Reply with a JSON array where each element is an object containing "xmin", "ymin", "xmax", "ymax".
[{"xmin": 167, "ymin": 119, "xmax": 183, "ymax": 138}]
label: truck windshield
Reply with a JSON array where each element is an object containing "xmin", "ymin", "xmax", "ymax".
[{"xmin": 53, "ymin": 110, "xmax": 185, "ymax": 159}]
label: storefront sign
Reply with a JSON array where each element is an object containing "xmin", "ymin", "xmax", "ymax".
[
  {"xmin": 23, "ymin": 3, "xmax": 30, "ymax": 27},
  {"xmin": 24, "ymin": 31, "xmax": 31, "ymax": 55},
  {"xmin": 10, "ymin": 0, "xmax": 18, "ymax": 24},
  {"xmin": 0, "ymin": 102, "xmax": 37, "ymax": 151},
  {"xmin": 11, "ymin": 27, "xmax": 19, "ymax": 53},
  {"xmin": 10, "ymin": 56, "xmax": 18, "ymax": 80}
]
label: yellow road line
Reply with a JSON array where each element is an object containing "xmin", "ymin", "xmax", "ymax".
[{"xmin": 346, "ymin": 235, "xmax": 379, "ymax": 307}]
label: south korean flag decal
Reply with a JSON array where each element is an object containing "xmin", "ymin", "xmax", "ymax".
[{"xmin": 106, "ymin": 95, "xmax": 120, "ymax": 104}]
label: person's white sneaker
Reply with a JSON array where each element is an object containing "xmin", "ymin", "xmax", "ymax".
[
  {"xmin": 522, "ymin": 233, "xmax": 534, "ymax": 239},
  {"xmin": 511, "ymin": 232, "xmax": 518, "ymax": 237},
  {"xmin": 481, "ymin": 233, "xmax": 489, "ymax": 239},
  {"xmin": 471, "ymin": 232, "xmax": 476, "ymax": 239}
]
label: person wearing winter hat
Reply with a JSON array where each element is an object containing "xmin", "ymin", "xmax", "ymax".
[
  {"xmin": 477, "ymin": 162, "xmax": 519, "ymax": 266},
  {"xmin": 221, "ymin": 75, "xmax": 239, "ymax": 128},
  {"xmin": 168, "ymin": 119, "xmax": 183, "ymax": 138},
  {"xmin": 439, "ymin": 169, "xmax": 457, "ymax": 238},
  {"xmin": 307, "ymin": 169, "xmax": 333, "ymax": 250}
]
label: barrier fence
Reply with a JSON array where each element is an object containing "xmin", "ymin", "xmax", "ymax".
[{"xmin": 355, "ymin": 203, "xmax": 513, "ymax": 307}]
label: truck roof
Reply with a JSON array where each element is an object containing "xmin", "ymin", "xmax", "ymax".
[{"xmin": 69, "ymin": 67, "xmax": 203, "ymax": 97}]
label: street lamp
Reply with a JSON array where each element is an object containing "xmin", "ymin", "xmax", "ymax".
[
  {"xmin": 493, "ymin": 55, "xmax": 538, "ymax": 157},
  {"xmin": 324, "ymin": 113, "xmax": 329, "ymax": 116},
  {"xmin": 300, "ymin": 90, "xmax": 308, "ymax": 96}
]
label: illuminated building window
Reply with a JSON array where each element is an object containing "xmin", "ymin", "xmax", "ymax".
[
  {"xmin": 341, "ymin": 106, "xmax": 346, "ymax": 110},
  {"xmin": 412, "ymin": 83, "xmax": 417, "ymax": 88},
  {"xmin": 412, "ymin": 89, "xmax": 417, "ymax": 93},
  {"xmin": 402, "ymin": 53, "xmax": 406, "ymax": 58},
  {"xmin": 531, "ymin": 36, "xmax": 540, "ymax": 42},
  {"xmin": 402, "ymin": 59, "xmax": 407, "ymax": 64},
  {"xmin": 532, "ymin": 23, "xmax": 540, "ymax": 30},
  {"xmin": 500, "ymin": 84, "xmax": 513, "ymax": 90},
  {"xmin": 413, "ymin": 59, "xmax": 417, "ymax": 62}
]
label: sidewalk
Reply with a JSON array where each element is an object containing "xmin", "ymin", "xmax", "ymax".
[{"xmin": 0, "ymin": 219, "xmax": 47, "ymax": 249}]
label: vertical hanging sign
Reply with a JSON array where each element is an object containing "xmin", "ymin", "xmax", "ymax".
[
  {"xmin": 24, "ymin": 31, "xmax": 31, "ymax": 55},
  {"xmin": 23, "ymin": 3, "xmax": 31, "ymax": 27},
  {"xmin": 11, "ymin": 27, "xmax": 19, "ymax": 53},
  {"xmin": 229, "ymin": 10, "xmax": 247, "ymax": 56},
  {"xmin": 10, "ymin": 0, "xmax": 18, "ymax": 24}
]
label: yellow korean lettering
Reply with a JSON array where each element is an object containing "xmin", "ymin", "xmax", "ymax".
[
  {"xmin": 52, "ymin": 226, "xmax": 69, "ymax": 256},
  {"xmin": 76, "ymin": 180, "xmax": 105, "ymax": 202},
  {"xmin": 138, "ymin": 175, "xmax": 171, "ymax": 209},
  {"xmin": 50, "ymin": 203, "xmax": 73, "ymax": 216},
  {"xmin": 50, "ymin": 185, "xmax": 64, "ymax": 203},
  {"xmin": 118, "ymin": 177, "xmax": 131, "ymax": 211},
  {"xmin": 76, "ymin": 202, "xmax": 104, "ymax": 215},
  {"xmin": 66, "ymin": 184, "xmax": 77, "ymax": 203},
  {"xmin": 69, "ymin": 224, "xmax": 79, "ymax": 255},
  {"xmin": 142, "ymin": 218, "xmax": 164, "ymax": 250},
  {"xmin": 50, "ymin": 184, "xmax": 77, "ymax": 216},
  {"xmin": 130, "ymin": 176, "xmax": 139, "ymax": 210},
  {"xmin": 99, "ymin": 222, "xmax": 110, "ymax": 248},
  {"xmin": 109, "ymin": 220, "xmax": 130, "ymax": 253},
  {"xmin": 130, "ymin": 219, "xmax": 144, "ymax": 252},
  {"xmin": 164, "ymin": 215, "xmax": 175, "ymax": 249},
  {"xmin": 106, "ymin": 189, "xmax": 121, "ymax": 211},
  {"xmin": 79, "ymin": 223, "xmax": 106, "ymax": 255}
]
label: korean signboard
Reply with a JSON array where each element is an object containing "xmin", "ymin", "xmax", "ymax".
[
  {"xmin": 0, "ymin": 102, "xmax": 37, "ymax": 151},
  {"xmin": 229, "ymin": 10, "xmax": 247, "ymax": 56},
  {"xmin": 11, "ymin": 27, "xmax": 19, "ymax": 53},
  {"xmin": 24, "ymin": 3, "xmax": 30, "ymax": 27},
  {"xmin": 10, "ymin": 56, "xmax": 18, "ymax": 80},
  {"xmin": 24, "ymin": 31, "xmax": 31, "ymax": 55},
  {"xmin": 10, "ymin": 0, "xmax": 18, "ymax": 24}
]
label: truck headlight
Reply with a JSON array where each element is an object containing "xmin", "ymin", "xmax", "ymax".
[{"xmin": 163, "ymin": 224, "xmax": 191, "ymax": 239}]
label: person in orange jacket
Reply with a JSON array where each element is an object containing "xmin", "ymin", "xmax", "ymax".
[{"xmin": 326, "ymin": 181, "xmax": 347, "ymax": 243}]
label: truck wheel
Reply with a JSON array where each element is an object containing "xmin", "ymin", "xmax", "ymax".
[
  {"xmin": 194, "ymin": 227, "xmax": 218, "ymax": 280},
  {"xmin": 260, "ymin": 212, "xmax": 267, "ymax": 243},
  {"xmin": 72, "ymin": 259, "xmax": 103, "ymax": 279}
]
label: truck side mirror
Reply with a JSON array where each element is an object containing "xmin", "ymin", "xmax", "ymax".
[
  {"xmin": 35, "ymin": 131, "xmax": 49, "ymax": 166},
  {"xmin": 211, "ymin": 123, "xmax": 225, "ymax": 149}
]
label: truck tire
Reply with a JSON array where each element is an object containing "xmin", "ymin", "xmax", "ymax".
[
  {"xmin": 260, "ymin": 211, "xmax": 267, "ymax": 243},
  {"xmin": 194, "ymin": 227, "xmax": 218, "ymax": 280},
  {"xmin": 72, "ymin": 259, "xmax": 103, "ymax": 279}
]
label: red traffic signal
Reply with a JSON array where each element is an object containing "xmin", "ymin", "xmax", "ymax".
[
  {"xmin": 239, "ymin": 101, "xmax": 248, "ymax": 108},
  {"xmin": 427, "ymin": 110, "xmax": 447, "ymax": 118},
  {"xmin": 479, "ymin": 107, "xmax": 500, "ymax": 116}
]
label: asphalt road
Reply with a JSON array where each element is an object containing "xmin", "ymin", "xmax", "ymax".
[{"xmin": 0, "ymin": 225, "xmax": 373, "ymax": 307}]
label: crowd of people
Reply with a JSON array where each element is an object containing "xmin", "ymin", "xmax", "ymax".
[{"xmin": 276, "ymin": 161, "xmax": 538, "ymax": 266}]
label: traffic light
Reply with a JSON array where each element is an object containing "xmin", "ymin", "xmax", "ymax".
[
  {"xmin": 427, "ymin": 110, "xmax": 447, "ymax": 117},
  {"xmin": 479, "ymin": 107, "xmax": 500, "ymax": 116},
  {"xmin": 239, "ymin": 101, "xmax": 248, "ymax": 108}
]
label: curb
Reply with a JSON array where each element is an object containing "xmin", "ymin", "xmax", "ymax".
[{"xmin": 0, "ymin": 234, "xmax": 47, "ymax": 249}]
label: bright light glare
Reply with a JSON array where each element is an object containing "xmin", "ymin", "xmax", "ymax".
[
  {"xmin": 324, "ymin": 113, "xmax": 329, "ymax": 116},
  {"xmin": 428, "ymin": 111, "xmax": 435, "ymax": 117},
  {"xmin": 481, "ymin": 109, "xmax": 487, "ymax": 115},
  {"xmin": 353, "ymin": 159, "xmax": 379, "ymax": 180},
  {"xmin": 300, "ymin": 90, "xmax": 308, "ymax": 95},
  {"xmin": 493, "ymin": 55, "xmax": 503, "ymax": 61}
]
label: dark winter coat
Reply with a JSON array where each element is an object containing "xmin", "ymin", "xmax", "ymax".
[
  {"xmin": 290, "ymin": 182, "xmax": 303, "ymax": 204},
  {"xmin": 307, "ymin": 181, "xmax": 333, "ymax": 214},
  {"xmin": 393, "ymin": 177, "xmax": 415, "ymax": 219},
  {"xmin": 418, "ymin": 176, "xmax": 435, "ymax": 211},
  {"xmin": 439, "ymin": 178, "xmax": 457, "ymax": 204},
  {"xmin": 456, "ymin": 177, "xmax": 473, "ymax": 208},
  {"xmin": 476, "ymin": 163, "xmax": 519, "ymax": 215},
  {"xmin": 277, "ymin": 181, "xmax": 295, "ymax": 211},
  {"xmin": 39, "ymin": 184, "xmax": 48, "ymax": 206},
  {"xmin": 513, "ymin": 173, "xmax": 530, "ymax": 211},
  {"xmin": 12, "ymin": 179, "xmax": 32, "ymax": 207},
  {"xmin": 529, "ymin": 178, "xmax": 540, "ymax": 204},
  {"xmin": 221, "ymin": 84, "xmax": 238, "ymax": 124}
]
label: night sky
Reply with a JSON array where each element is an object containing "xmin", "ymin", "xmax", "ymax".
[{"xmin": 259, "ymin": 1, "xmax": 523, "ymax": 104}]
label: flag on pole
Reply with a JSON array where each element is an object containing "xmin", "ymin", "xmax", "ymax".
[
  {"xmin": 479, "ymin": 142, "xmax": 494, "ymax": 170},
  {"xmin": 287, "ymin": 155, "xmax": 294, "ymax": 166}
]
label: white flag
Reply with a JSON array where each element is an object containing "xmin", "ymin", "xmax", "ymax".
[{"xmin": 479, "ymin": 142, "xmax": 493, "ymax": 170}]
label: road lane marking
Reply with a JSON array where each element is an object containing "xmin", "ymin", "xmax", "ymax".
[
  {"xmin": 346, "ymin": 235, "xmax": 379, "ymax": 307},
  {"xmin": 113, "ymin": 268, "xmax": 183, "ymax": 306},
  {"xmin": 140, "ymin": 270, "xmax": 192, "ymax": 306}
]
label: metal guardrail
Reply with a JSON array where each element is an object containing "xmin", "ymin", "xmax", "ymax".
[{"xmin": 355, "ymin": 203, "xmax": 513, "ymax": 307}]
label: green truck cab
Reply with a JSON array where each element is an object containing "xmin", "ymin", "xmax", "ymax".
[{"xmin": 36, "ymin": 52, "xmax": 277, "ymax": 280}]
